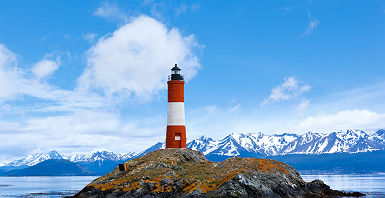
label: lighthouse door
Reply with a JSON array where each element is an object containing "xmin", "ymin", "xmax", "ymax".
[{"xmin": 175, "ymin": 133, "xmax": 181, "ymax": 148}]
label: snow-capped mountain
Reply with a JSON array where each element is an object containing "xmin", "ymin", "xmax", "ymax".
[
  {"xmin": 137, "ymin": 131, "xmax": 365, "ymax": 158},
  {"xmin": 3, "ymin": 150, "xmax": 137, "ymax": 167},
  {"xmin": 74, "ymin": 151, "xmax": 135, "ymax": 162},
  {"xmin": 369, "ymin": 129, "xmax": 385, "ymax": 145},
  {"xmin": 3, "ymin": 129, "xmax": 385, "ymax": 167},
  {"xmin": 64, "ymin": 153, "xmax": 88, "ymax": 162},
  {"xmin": 5, "ymin": 150, "xmax": 64, "ymax": 166},
  {"xmin": 185, "ymin": 129, "xmax": 385, "ymax": 158}
]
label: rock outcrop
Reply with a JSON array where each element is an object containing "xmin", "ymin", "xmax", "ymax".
[{"xmin": 72, "ymin": 149, "xmax": 364, "ymax": 197}]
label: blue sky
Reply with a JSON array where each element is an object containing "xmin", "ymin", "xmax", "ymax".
[{"xmin": 0, "ymin": 0, "xmax": 385, "ymax": 161}]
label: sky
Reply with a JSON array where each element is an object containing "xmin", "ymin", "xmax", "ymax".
[{"xmin": 0, "ymin": 0, "xmax": 385, "ymax": 162}]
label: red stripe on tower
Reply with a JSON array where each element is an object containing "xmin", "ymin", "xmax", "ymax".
[{"xmin": 166, "ymin": 64, "xmax": 186, "ymax": 148}]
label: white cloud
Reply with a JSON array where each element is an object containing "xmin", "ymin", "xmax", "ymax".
[
  {"xmin": 301, "ymin": 20, "xmax": 319, "ymax": 37},
  {"xmin": 0, "ymin": 44, "xmax": 23, "ymax": 99},
  {"xmin": 0, "ymin": 109, "xmax": 165, "ymax": 161},
  {"xmin": 82, "ymin": 33, "xmax": 97, "ymax": 43},
  {"xmin": 261, "ymin": 76, "xmax": 310, "ymax": 106},
  {"xmin": 32, "ymin": 58, "xmax": 60, "ymax": 79},
  {"xmin": 93, "ymin": 2, "xmax": 128, "ymax": 22},
  {"xmin": 0, "ymin": 44, "xmax": 16, "ymax": 67},
  {"xmin": 0, "ymin": 45, "xmax": 105, "ymax": 111},
  {"xmin": 78, "ymin": 15, "xmax": 201, "ymax": 98},
  {"xmin": 0, "ymin": 45, "xmax": 74, "ymax": 104},
  {"xmin": 175, "ymin": 4, "xmax": 188, "ymax": 18},
  {"xmin": 298, "ymin": 109, "xmax": 385, "ymax": 131},
  {"xmin": 175, "ymin": 3, "xmax": 200, "ymax": 17},
  {"xmin": 297, "ymin": 99, "xmax": 310, "ymax": 111}
]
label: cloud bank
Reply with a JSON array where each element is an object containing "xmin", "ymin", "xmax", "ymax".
[
  {"xmin": 78, "ymin": 16, "xmax": 201, "ymax": 98},
  {"xmin": 299, "ymin": 109, "xmax": 385, "ymax": 132}
]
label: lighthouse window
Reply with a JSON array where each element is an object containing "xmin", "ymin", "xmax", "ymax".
[
  {"xmin": 175, "ymin": 136, "xmax": 181, "ymax": 140},
  {"xmin": 172, "ymin": 70, "xmax": 180, "ymax": 74}
]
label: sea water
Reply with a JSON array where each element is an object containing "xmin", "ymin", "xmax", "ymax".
[
  {"xmin": 302, "ymin": 174, "xmax": 385, "ymax": 198},
  {"xmin": 0, "ymin": 175, "xmax": 384, "ymax": 197},
  {"xmin": 0, "ymin": 176, "xmax": 98, "ymax": 197}
]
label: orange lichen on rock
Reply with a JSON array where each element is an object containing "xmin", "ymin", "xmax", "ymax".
[
  {"xmin": 122, "ymin": 181, "xmax": 142, "ymax": 192},
  {"xmin": 183, "ymin": 180, "xmax": 200, "ymax": 193},
  {"xmin": 166, "ymin": 159, "xmax": 176, "ymax": 165},
  {"xmin": 152, "ymin": 182, "xmax": 175, "ymax": 193},
  {"xmin": 214, "ymin": 170, "xmax": 241, "ymax": 189},
  {"xmin": 86, "ymin": 157, "xmax": 289, "ymax": 195},
  {"xmin": 74, "ymin": 149, "xmax": 306, "ymax": 198},
  {"xmin": 181, "ymin": 170, "xmax": 242, "ymax": 194},
  {"xmin": 88, "ymin": 176, "xmax": 134, "ymax": 191},
  {"xmin": 252, "ymin": 158, "xmax": 289, "ymax": 175}
]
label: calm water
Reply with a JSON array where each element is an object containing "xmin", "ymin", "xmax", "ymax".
[
  {"xmin": 0, "ymin": 175, "xmax": 384, "ymax": 197},
  {"xmin": 302, "ymin": 175, "xmax": 385, "ymax": 197},
  {"xmin": 0, "ymin": 176, "xmax": 99, "ymax": 197}
]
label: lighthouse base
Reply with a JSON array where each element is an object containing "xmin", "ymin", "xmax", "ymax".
[{"xmin": 166, "ymin": 126, "xmax": 186, "ymax": 148}]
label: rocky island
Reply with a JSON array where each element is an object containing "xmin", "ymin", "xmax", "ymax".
[{"xmin": 72, "ymin": 149, "xmax": 364, "ymax": 197}]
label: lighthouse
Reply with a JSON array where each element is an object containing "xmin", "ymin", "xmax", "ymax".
[{"xmin": 166, "ymin": 64, "xmax": 186, "ymax": 148}]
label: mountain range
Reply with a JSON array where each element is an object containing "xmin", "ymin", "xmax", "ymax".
[
  {"xmin": 1, "ymin": 129, "xmax": 385, "ymax": 175},
  {"xmin": 0, "ymin": 151, "xmax": 136, "ymax": 175},
  {"xmin": 188, "ymin": 129, "xmax": 385, "ymax": 160},
  {"xmin": 4, "ymin": 150, "xmax": 136, "ymax": 167}
]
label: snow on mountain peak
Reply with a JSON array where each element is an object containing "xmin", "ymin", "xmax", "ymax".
[
  {"xmin": 3, "ymin": 150, "xmax": 137, "ymax": 167},
  {"xmin": 301, "ymin": 131, "xmax": 322, "ymax": 143},
  {"xmin": 197, "ymin": 135, "xmax": 213, "ymax": 142},
  {"xmin": 335, "ymin": 129, "xmax": 368, "ymax": 141},
  {"xmin": 85, "ymin": 151, "xmax": 130, "ymax": 162},
  {"xmin": 64, "ymin": 153, "xmax": 87, "ymax": 162},
  {"xmin": 5, "ymin": 150, "xmax": 64, "ymax": 166}
]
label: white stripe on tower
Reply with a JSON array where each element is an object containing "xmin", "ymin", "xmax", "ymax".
[{"xmin": 167, "ymin": 102, "xmax": 185, "ymax": 125}]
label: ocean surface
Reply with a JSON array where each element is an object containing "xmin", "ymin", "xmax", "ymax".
[
  {"xmin": 302, "ymin": 175, "xmax": 385, "ymax": 197},
  {"xmin": 0, "ymin": 176, "xmax": 98, "ymax": 197},
  {"xmin": 0, "ymin": 175, "xmax": 384, "ymax": 197}
]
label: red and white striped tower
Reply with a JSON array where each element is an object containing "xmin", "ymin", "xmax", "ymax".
[{"xmin": 166, "ymin": 64, "xmax": 186, "ymax": 148}]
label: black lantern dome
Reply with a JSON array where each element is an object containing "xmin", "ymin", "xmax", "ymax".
[{"xmin": 170, "ymin": 64, "xmax": 184, "ymax": 81}]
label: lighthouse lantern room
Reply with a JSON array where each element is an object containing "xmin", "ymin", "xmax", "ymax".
[{"xmin": 166, "ymin": 64, "xmax": 186, "ymax": 148}]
